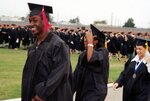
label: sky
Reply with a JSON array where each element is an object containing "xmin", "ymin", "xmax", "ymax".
[{"xmin": 0, "ymin": 0, "xmax": 150, "ymax": 28}]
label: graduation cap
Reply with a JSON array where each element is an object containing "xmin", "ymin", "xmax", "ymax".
[
  {"xmin": 136, "ymin": 37, "xmax": 150, "ymax": 50},
  {"xmin": 28, "ymin": 3, "xmax": 53, "ymax": 32},
  {"xmin": 90, "ymin": 24, "xmax": 105, "ymax": 44},
  {"xmin": 28, "ymin": 3, "xmax": 53, "ymax": 17}
]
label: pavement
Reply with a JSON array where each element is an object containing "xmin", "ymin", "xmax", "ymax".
[
  {"xmin": 1, "ymin": 98, "xmax": 21, "ymax": 101},
  {"xmin": 2, "ymin": 83, "xmax": 123, "ymax": 101},
  {"xmin": 105, "ymin": 84, "xmax": 122, "ymax": 101}
]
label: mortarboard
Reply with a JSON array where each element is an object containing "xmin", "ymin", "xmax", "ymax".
[
  {"xmin": 28, "ymin": 3, "xmax": 53, "ymax": 17},
  {"xmin": 28, "ymin": 3, "xmax": 53, "ymax": 32},
  {"xmin": 90, "ymin": 24, "xmax": 105, "ymax": 44},
  {"xmin": 135, "ymin": 37, "xmax": 150, "ymax": 49}
]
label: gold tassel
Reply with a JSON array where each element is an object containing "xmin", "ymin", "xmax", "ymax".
[
  {"xmin": 105, "ymin": 41, "xmax": 107, "ymax": 49},
  {"xmin": 146, "ymin": 40, "xmax": 148, "ymax": 50}
]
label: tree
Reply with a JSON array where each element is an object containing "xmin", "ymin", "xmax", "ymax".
[
  {"xmin": 123, "ymin": 18, "xmax": 135, "ymax": 28},
  {"xmin": 23, "ymin": 14, "xmax": 29, "ymax": 22},
  {"xmin": 69, "ymin": 17, "xmax": 80, "ymax": 24},
  {"xmin": 20, "ymin": 17, "xmax": 25, "ymax": 21}
]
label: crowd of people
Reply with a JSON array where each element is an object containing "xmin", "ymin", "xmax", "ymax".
[
  {"xmin": 0, "ymin": 23, "xmax": 150, "ymax": 60},
  {"xmin": 0, "ymin": 24, "xmax": 33, "ymax": 49}
]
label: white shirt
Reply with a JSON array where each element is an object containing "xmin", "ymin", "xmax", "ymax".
[{"xmin": 131, "ymin": 51, "xmax": 150, "ymax": 73}]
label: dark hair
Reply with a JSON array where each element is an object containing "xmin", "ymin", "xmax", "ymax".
[
  {"xmin": 136, "ymin": 44, "xmax": 146, "ymax": 49},
  {"xmin": 94, "ymin": 38, "xmax": 105, "ymax": 48}
]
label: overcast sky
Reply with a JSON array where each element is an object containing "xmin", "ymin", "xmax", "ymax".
[{"xmin": 0, "ymin": 0, "xmax": 150, "ymax": 28}]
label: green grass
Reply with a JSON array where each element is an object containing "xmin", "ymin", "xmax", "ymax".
[
  {"xmin": 109, "ymin": 57, "xmax": 126, "ymax": 82},
  {"xmin": 0, "ymin": 48, "xmax": 27, "ymax": 100},
  {"xmin": 70, "ymin": 53, "xmax": 79, "ymax": 71},
  {"xmin": 0, "ymin": 48, "xmax": 126, "ymax": 100}
]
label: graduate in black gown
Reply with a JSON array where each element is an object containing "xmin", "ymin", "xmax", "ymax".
[
  {"xmin": 73, "ymin": 24, "xmax": 109, "ymax": 101},
  {"xmin": 22, "ymin": 3, "xmax": 73, "ymax": 101},
  {"xmin": 0, "ymin": 25, "xmax": 3, "ymax": 46},
  {"xmin": 113, "ymin": 38, "xmax": 150, "ymax": 101}
]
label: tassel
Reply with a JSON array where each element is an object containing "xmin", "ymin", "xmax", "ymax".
[
  {"xmin": 105, "ymin": 41, "xmax": 107, "ymax": 49},
  {"xmin": 41, "ymin": 6, "xmax": 52, "ymax": 32},
  {"xmin": 146, "ymin": 40, "xmax": 148, "ymax": 50}
]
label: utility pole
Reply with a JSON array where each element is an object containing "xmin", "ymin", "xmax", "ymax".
[
  {"xmin": 56, "ymin": 12, "xmax": 59, "ymax": 27},
  {"xmin": 110, "ymin": 13, "xmax": 113, "ymax": 27}
]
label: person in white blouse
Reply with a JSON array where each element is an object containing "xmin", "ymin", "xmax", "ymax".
[{"xmin": 113, "ymin": 38, "xmax": 150, "ymax": 101}]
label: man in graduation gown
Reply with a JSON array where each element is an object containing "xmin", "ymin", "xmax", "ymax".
[
  {"xmin": 73, "ymin": 24, "xmax": 109, "ymax": 101},
  {"xmin": 21, "ymin": 3, "xmax": 73, "ymax": 101},
  {"xmin": 113, "ymin": 38, "xmax": 150, "ymax": 101}
]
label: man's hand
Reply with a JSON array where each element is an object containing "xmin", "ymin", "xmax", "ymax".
[
  {"xmin": 112, "ymin": 83, "xmax": 119, "ymax": 90},
  {"xmin": 32, "ymin": 95, "xmax": 44, "ymax": 101}
]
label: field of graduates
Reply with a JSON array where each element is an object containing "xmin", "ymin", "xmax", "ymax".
[{"xmin": 0, "ymin": 48, "xmax": 127, "ymax": 100}]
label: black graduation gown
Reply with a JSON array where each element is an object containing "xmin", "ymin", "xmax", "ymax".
[
  {"xmin": 73, "ymin": 48, "xmax": 109, "ymax": 101},
  {"xmin": 127, "ymin": 35, "xmax": 134, "ymax": 54},
  {"xmin": 22, "ymin": 28, "xmax": 30, "ymax": 46},
  {"xmin": 115, "ymin": 60, "xmax": 150, "ymax": 101},
  {"xmin": 74, "ymin": 33, "xmax": 82, "ymax": 51},
  {"xmin": 0, "ymin": 28, "xmax": 3, "ymax": 44},
  {"xmin": 2, "ymin": 27, "xmax": 9, "ymax": 44},
  {"xmin": 117, "ymin": 36, "xmax": 124, "ymax": 52},
  {"xmin": 22, "ymin": 33, "xmax": 73, "ymax": 101}
]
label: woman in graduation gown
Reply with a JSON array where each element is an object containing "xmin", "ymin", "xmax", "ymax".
[
  {"xmin": 73, "ymin": 24, "xmax": 109, "ymax": 101},
  {"xmin": 113, "ymin": 38, "xmax": 150, "ymax": 101}
]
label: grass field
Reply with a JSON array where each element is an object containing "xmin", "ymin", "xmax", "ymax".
[{"xmin": 0, "ymin": 48, "xmax": 127, "ymax": 100}]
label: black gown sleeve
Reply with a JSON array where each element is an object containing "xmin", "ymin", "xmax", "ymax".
[{"xmin": 115, "ymin": 58, "xmax": 132, "ymax": 87}]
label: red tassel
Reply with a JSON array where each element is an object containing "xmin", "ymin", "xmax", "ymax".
[{"xmin": 41, "ymin": 6, "xmax": 52, "ymax": 32}]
